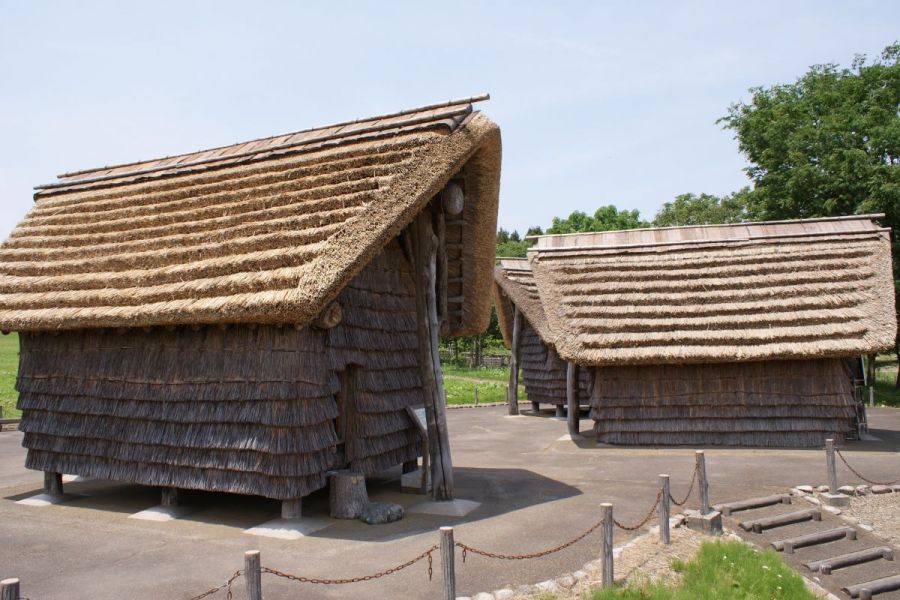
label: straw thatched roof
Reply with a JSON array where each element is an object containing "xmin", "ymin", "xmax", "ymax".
[
  {"xmin": 0, "ymin": 96, "xmax": 501, "ymax": 334},
  {"xmin": 493, "ymin": 258, "xmax": 554, "ymax": 347},
  {"xmin": 528, "ymin": 215, "xmax": 897, "ymax": 366}
]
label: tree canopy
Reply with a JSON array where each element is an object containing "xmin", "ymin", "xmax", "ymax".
[
  {"xmin": 653, "ymin": 190, "xmax": 750, "ymax": 227},
  {"xmin": 546, "ymin": 205, "xmax": 646, "ymax": 235}
]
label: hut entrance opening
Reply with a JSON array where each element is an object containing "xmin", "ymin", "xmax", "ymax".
[{"xmin": 333, "ymin": 364, "xmax": 359, "ymax": 468}]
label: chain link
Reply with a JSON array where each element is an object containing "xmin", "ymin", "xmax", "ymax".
[
  {"xmin": 259, "ymin": 545, "xmax": 438, "ymax": 585},
  {"xmin": 669, "ymin": 463, "xmax": 699, "ymax": 506},
  {"xmin": 456, "ymin": 514, "xmax": 608, "ymax": 561},
  {"xmin": 836, "ymin": 448, "xmax": 899, "ymax": 486},
  {"xmin": 186, "ymin": 570, "xmax": 243, "ymax": 600},
  {"xmin": 614, "ymin": 489, "xmax": 663, "ymax": 531}
]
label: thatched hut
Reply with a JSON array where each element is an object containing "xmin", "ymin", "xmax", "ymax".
[
  {"xmin": 527, "ymin": 216, "xmax": 896, "ymax": 447},
  {"xmin": 0, "ymin": 96, "xmax": 501, "ymax": 513},
  {"xmin": 493, "ymin": 258, "xmax": 590, "ymax": 418}
]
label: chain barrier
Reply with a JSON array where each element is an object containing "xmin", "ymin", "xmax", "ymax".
[
  {"xmin": 836, "ymin": 448, "xmax": 899, "ymax": 486},
  {"xmin": 668, "ymin": 464, "xmax": 699, "ymax": 506},
  {"xmin": 259, "ymin": 545, "xmax": 437, "ymax": 585},
  {"xmin": 187, "ymin": 570, "xmax": 243, "ymax": 600},
  {"xmin": 456, "ymin": 514, "xmax": 607, "ymax": 562},
  {"xmin": 613, "ymin": 489, "xmax": 663, "ymax": 531}
]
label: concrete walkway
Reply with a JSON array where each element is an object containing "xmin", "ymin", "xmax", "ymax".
[{"xmin": 1, "ymin": 407, "xmax": 898, "ymax": 599}]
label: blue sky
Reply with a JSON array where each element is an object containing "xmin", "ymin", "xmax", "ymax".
[{"xmin": 1, "ymin": 1, "xmax": 897, "ymax": 239}]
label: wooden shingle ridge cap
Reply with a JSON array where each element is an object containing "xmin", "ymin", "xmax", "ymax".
[
  {"xmin": 527, "ymin": 215, "xmax": 890, "ymax": 255},
  {"xmin": 36, "ymin": 94, "xmax": 491, "ymax": 191}
]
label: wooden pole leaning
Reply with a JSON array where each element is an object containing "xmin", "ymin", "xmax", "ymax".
[
  {"xmin": 696, "ymin": 451, "xmax": 710, "ymax": 515},
  {"xmin": 1, "ymin": 578, "xmax": 19, "ymax": 600},
  {"xmin": 566, "ymin": 362, "xmax": 579, "ymax": 436},
  {"xmin": 600, "ymin": 504, "xmax": 614, "ymax": 587},
  {"xmin": 245, "ymin": 550, "xmax": 262, "ymax": 600},
  {"xmin": 659, "ymin": 475, "xmax": 670, "ymax": 545},
  {"xmin": 440, "ymin": 527, "xmax": 456, "ymax": 600},
  {"xmin": 825, "ymin": 439, "xmax": 838, "ymax": 493},
  {"xmin": 506, "ymin": 305, "xmax": 522, "ymax": 415}
]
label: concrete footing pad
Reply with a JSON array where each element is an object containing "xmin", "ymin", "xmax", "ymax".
[
  {"xmin": 407, "ymin": 498, "xmax": 481, "ymax": 517},
  {"xmin": 243, "ymin": 518, "xmax": 332, "ymax": 540},
  {"xmin": 684, "ymin": 509, "xmax": 723, "ymax": 535},
  {"xmin": 16, "ymin": 493, "xmax": 85, "ymax": 507},
  {"xmin": 822, "ymin": 492, "xmax": 852, "ymax": 508},
  {"xmin": 128, "ymin": 505, "xmax": 199, "ymax": 522}
]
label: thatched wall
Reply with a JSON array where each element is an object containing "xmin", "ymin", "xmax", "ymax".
[
  {"xmin": 591, "ymin": 358, "xmax": 856, "ymax": 447},
  {"xmin": 520, "ymin": 320, "xmax": 591, "ymax": 407},
  {"xmin": 17, "ymin": 239, "xmax": 422, "ymax": 500}
]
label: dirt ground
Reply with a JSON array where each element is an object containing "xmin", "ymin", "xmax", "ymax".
[{"xmin": 844, "ymin": 492, "xmax": 900, "ymax": 546}]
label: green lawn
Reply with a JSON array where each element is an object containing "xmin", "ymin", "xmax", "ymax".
[
  {"xmin": 0, "ymin": 333, "xmax": 18, "ymax": 418},
  {"xmin": 441, "ymin": 364, "xmax": 524, "ymax": 405},
  {"xmin": 587, "ymin": 540, "xmax": 815, "ymax": 600},
  {"xmin": 873, "ymin": 354, "xmax": 899, "ymax": 407}
]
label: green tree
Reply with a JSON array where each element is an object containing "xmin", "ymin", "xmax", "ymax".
[
  {"xmin": 721, "ymin": 42, "xmax": 900, "ymax": 383},
  {"xmin": 653, "ymin": 189, "xmax": 750, "ymax": 227},
  {"xmin": 546, "ymin": 205, "xmax": 646, "ymax": 234}
]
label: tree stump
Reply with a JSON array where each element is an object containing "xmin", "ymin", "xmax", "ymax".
[{"xmin": 329, "ymin": 471, "xmax": 369, "ymax": 519}]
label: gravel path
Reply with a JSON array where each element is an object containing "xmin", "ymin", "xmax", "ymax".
[{"xmin": 844, "ymin": 493, "xmax": 900, "ymax": 546}]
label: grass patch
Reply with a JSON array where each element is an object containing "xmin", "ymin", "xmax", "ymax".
[
  {"xmin": 873, "ymin": 353, "xmax": 899, "ymax": 407},
  {"xmin": 587, "ymin": 540, "xmax": 815, "ymax": 600},
  {"xmin": 0, "ymin": 333, "xmax": 18, "ymax": 418},
  {"xmin": 441, "ymin": 363, "xmax": 509, "ymax": 383},
  {"xmin": 441, "ymin": 363, "xmax": 525, "ymax": 405}
]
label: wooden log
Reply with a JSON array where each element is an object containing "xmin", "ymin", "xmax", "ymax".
[
  {"xmin": 659, "ymin": 474, "xmax": 670, "ymax": 545},
  {"xmin": 281, "ymin": 498, "xmax": 302, "ymax": 520},
  {"xmin": 806, "ymin": 547, "xmax": 893, "ymax": 575},
  {"xmin": 696, "ymin": 451, "xmax": 710, "ymax": 515},
  {"xmin": 826, "ymin": 439, "xmax": 838, "ymax": 493},
  {"xmin": 436, "ymin": 210, "xmax": 448, "ymax": 333},
  {"xmin": 312, "ymin": 302, "xmax": 342, "ymax": 329},
  {"xmin": 442, "ymin": 183, "xmax": 465, "ymax": 216},
  {"xmin": 714, "ymin": 494, "xmax": 791, "ymax": 516},
  {"xmin": 740, "ymin": 509, "xmax": 821, "ymax": 533},
  {"xmin": 329, "ymin": 471, "xmax": 368, "ymax": 519},
  {"xmin": 601, "ymin": 504, "xmax": 613, "ymax": 587},
  {"xmin": 1, "ymin": 579, "xmax": 19, "ymax": 600},
  {"xmin": 566, "ymin": 362, "xmax": 579, "ymax": 436},
  {"xmin": 506, "ymin": 306, "xmax": 521, "ymax": 415},
  {"xmin": 245, "ymin": 550, "xmax": 262, "ymax": 600},
  {"xmin": 440, "ymin": 527, "xmax": 456, "ymax": 600},
  {"xmin": 43, "ymin": 471, "xmax": 62, "ymax": 495},
  {"xmin": 843, "ymin": 575, "xmax": 900, "ymax": 598},
  {"xmin": 161, "ymin": 487, "xmax": 179, "ymax": 507},
  {"xmin": 410, "ymin": 211, "xmax": 454, "ymax": 501},
  {"xmin": 773, "ymin": 527, "xmax": 857, "ymax": 554}
]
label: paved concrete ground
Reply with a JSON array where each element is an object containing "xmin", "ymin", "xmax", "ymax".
[{"xmin": 1, "ymin": 406, "xmax": 899, "ymax": 599}]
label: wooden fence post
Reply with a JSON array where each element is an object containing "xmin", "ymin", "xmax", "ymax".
[
  {"xmin": 245, "ymin": 550, "xmax": 261, "ymax": 600},
  {"xmin": 1, "ymin": 579, "xmax": 19, "ymax": 600},
  {"xmin": 440, "ymin": 527, "xmax": 455, "ymax": 600},
  {"xmin": 601, "ymin": 503, "xmax": 613, "ymax": 587},
  {"xmin": 659, "ymin": 475, "xmax": 670, "ymax": 545},
  {"xmin": 473, "ymin": 386, "xmax": 479, "ymax": 406},
  {"xmin": 696, "ymin": 451, "xmax": 709, "ymax": 515},
  {"xmin": 825, "ymin": 439, "xmax": 838, "ymax": 492}
]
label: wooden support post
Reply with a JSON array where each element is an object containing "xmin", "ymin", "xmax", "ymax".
[
  {"xmin": 659, "ymin": 474, "xmax": 670, "ymax": 545},
  {"xmin": 329, "ymin": 471, "xmax": 368, "ymax": 519},
  {"xmin": 601, "ymin": 503, "xmax": 614, "ymax": 587},
  {"xmin": 566, "ymin": 361, "xmax": 579, "ymax": 436},
  {"xmin": 244, "ymin": 550, "xmax": 262, "ymax": 600},
  {"xmin": 161, "ymin": 487, "xmax": 179, "ymax": 507},
  {"xmin": 410, "ymin": 210, "xmax": 454, "ymax": 501},
  {"xmin": 440, "ymin": 527, "xmax": 455, "ymax": 600},
  {"xmin": 696, "ymin": 451, "xmax": 709, "ymax": 515},
  {"xmin": 281, "ymin": 498, "xmax": 302, "ymax": 520},
  {"xmin": 0, "ymin": 579, "xmax": 18, "ymax": 600},
  {"xmin": 555, "ymin": 404, "xmax": 565, "ymax": 418},
  {"xmin": 825, "ymin": 439, "xmax": 838, "ymax": 493},
  {"xmin": 507, "ymin": 305, "xmax": 522, "ymax": 415},
  {"xmin": 436, "ymin": 211, "xmax": 448, "ymax": 336},
  {"xmin": 531, "ymin": 401, "xmax": 540, "ymax": 413},
  {"xmin": 869, "ymin": 386, "xmax": 874, "ymax": 408},
  {"xmin": 43, "ymin": 471, "xmax": 62, "ymax": 495}
]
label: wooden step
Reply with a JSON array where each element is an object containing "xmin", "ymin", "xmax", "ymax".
[
  {"xmin": 806, "ymin": 547, "xmax": 893, "ymax": 575},
  {"xmin": 739, "ymin": 509, "xmax": 820, "ymax": 533},
  {"xmin": 843, "ymin": 574, "xmax": 900, "ymax": 598},
  {"xmin": 714, "ymin": 494, "xmax": 791, "ymax": 516},
  {"xmin": 771, "ymin": 526, "xmax": 856, "ymax": 553}
]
